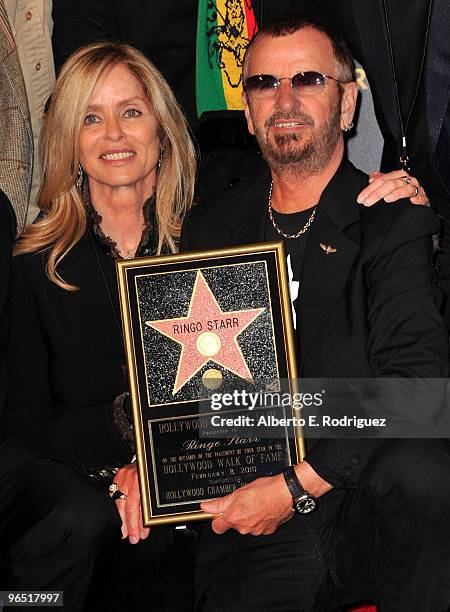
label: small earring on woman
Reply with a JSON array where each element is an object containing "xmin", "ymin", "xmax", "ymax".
[
  {"xmin": 157, "ymin": 149, "xmax": 163, "ymax": 174},
  {"xmin": 343, "ymin": 121, "xmax": 354, "ymax": 132},
  {"xmin": 76, "ymin": 163, "xmax": 84, "ymax": 190}
]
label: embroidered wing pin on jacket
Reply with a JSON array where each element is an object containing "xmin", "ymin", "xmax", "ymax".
[{"xmin": 320, "ymin": 243, "xmax": 337, "ymax": 255}]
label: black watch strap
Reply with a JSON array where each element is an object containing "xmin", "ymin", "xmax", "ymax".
[
  {"xmin": 283, "ymin": 466, "xmax": 306, "ymax": 501},
  {"xmin": 282, "ymin": 466, "xmax": 317, "ymax": 514}
]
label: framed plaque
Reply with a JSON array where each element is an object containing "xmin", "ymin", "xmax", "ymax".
[{"xmin": 116, "ymin": 242, "xmax": 303, "ymax": 525}]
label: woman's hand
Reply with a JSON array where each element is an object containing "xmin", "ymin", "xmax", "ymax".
[
  {"xmin": 110, "ymin": 463, "xmax": 150, "ymax": 544},
  {"xmin": 357, "ymin": 170, "xmax": 429, "ymax": 207}
]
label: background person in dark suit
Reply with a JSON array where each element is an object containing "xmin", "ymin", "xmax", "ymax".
[
  {"xmin": 309, "ymin": 0, "xmax": 450, "ymax": 320},
  {"xmin": 181, "ymin": 15, "xmax": 450, "ymax": 611},
  {"xmin": 310, "ymin": 0, "xmax": 449, "ymax": 201}
]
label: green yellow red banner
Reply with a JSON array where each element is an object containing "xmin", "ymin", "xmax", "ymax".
[{"xmin": 196, "ymin": 0, "xmax": 258, "ymax": 117}]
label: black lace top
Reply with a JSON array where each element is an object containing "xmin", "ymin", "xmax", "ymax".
[
  {"xmin": 81, "ymin": 182, "xmax": 161, "ymax": 469},
  {"xmin": 82, "ymin": 181, "xmax": 159, "ymax": 259}
]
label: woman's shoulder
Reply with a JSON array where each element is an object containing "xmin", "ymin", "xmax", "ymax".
[
  {"xmin": 14, "ymin": 231, "xmax": 91, "ymax": 284},
  {"xmin": 13, "ymin": 249, "xmax": 49, "ymax": 292}
]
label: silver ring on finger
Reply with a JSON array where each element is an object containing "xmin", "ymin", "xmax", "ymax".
[
  {"xmin": 109, "ymin": 482, "xmax": 119, "ymax": 494},
  {"xmin": 401, "ymin": 175, "xmax": 411, "ymax": 185},
  {"xmin": 411, "ymin": 185, "xmax": 419, "ymax": 197},
  {"xmin": 109, "ymin": 482, "xmax": 128, "ymax": 501},
  {"xmin": 110, "ymin": 489, "xmax": 128, "ymax": 501}
]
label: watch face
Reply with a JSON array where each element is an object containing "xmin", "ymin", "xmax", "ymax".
[{"xmin": 295, "ymin": 496, "xmax": 317, "ymax": 514}]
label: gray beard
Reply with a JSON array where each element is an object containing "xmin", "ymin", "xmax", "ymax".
[{"xmin": 254, "ymin": 102, "xmax": 342, "ymax": 177}]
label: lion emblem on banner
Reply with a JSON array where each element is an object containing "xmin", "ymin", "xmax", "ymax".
[{"xmin": 206, "ymin": 0, "xmax": 257, "ymax": 88}]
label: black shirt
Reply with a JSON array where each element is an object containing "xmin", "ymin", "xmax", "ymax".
[{"xmin": 265, "ymin": 206, "xmax": 316, "ymax": 338}]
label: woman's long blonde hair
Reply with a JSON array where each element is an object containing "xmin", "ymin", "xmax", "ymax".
[{"xmin": 15, "ymin": 42, "xmax": 197, "ymax": 290}]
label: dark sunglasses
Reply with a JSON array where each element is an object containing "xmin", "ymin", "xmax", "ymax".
[{"xmin": 243, "ymin": 71, "xmax": 347, "ymax": 97}]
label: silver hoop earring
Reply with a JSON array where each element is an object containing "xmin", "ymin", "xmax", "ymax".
[
  {"xmin": 343, "ymin": 122, "xmax": 354, "ymax": 133},
  {"xmin": 76, "ymin": 164, "xmax": 84, "ymax": 190}
]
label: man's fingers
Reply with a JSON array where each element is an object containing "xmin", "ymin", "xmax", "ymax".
[
  {"xmin": 383, "ymin": 182, "xmax": 423, "ymax": 203},
  {"xmin": 383, "ymin": 187, "xmax": 411, "ymax": 202},
  {"xmin": 410, "ymin": 195, "xmax": 430, "ymax": 206},
  {"xmin": 357, "ymin": 183, "xmax": 378, "ymax": 202},
  {"xmin": 409, "ymin": 183, "xmax": 430, "ymax": 206},
  {"xmin": 211, "ymin": 516, "xmax": 231, "ymax": 535},
  {"xmin": 201, "ymin": 496, "xmax": 230, "ymax": 515},
  {"xmin": 370, "ymin": 169, "xmax": 406, "ymax": 180},
  {"xmin": 357, "ymin": 174, "xmax": 399, "ymax": 203},
  {"xmin": 368, "ymin": 171, "xmax": 383, "ymax": 183},
  {"xmin": 359, "ymin": 173, "xmax": 425, "ymax": 206},
  {"xmin": 358, "ymin": 179, "xmax": 398, "ymax": 204},
  {"xmin": 202, "ymin": 496, "xmax": 235, "ymax": 534},
  {"xmin": 366, "ymin": 169, "xmax": 404, "ymax": 187}
]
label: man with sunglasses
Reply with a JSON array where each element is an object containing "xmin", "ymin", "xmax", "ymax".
[{"xmin": 182, "ymin": 13, "xmax": 450, "ymax": 611}]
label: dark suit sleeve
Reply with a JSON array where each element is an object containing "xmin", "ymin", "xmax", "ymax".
[
  {"xmin": 438, "ymin": 211, "xmax": 450, "ymax": 303},
  {"xmin": 0, "ymin": 192, "xmax": 15, "ymax": 354},
  {"xmin": 52, "ymin": 0, "xmax": 120, "ymax": 72},
  {"xmin": 0, "ymin": 192, "xmax": 16, "ymax": 439},
  {"xmin": 6, "ymin": 257, "xmax": 131, "ymax": 466},
  {"xmin": 306, "ymin": 206, "xmax": 448, "ymax": 488},
  {"xmin": 366, "ymin": 207, "xmax": 447, "ymax": 377}
]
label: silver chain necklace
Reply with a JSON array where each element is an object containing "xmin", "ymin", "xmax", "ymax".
[{"xmin": 268, "ymin": 180, "xmax": 317, "ymax": 240}]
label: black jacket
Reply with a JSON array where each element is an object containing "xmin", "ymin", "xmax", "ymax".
[
  {"xmin": 6, "ymin": 227, "xmax": 133, "ymax": 467},
  {"xmin": 181, "ymin": 159, "xmax": 448, "ymax": 487},
  {"xmin": 0, "ymin": 190, "xmax": 15, "ymax": 440}
]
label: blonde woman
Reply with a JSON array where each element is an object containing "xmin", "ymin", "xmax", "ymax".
[{"xmin": 6, "ymin": 43, "xmax": 196, "ymax": 611}]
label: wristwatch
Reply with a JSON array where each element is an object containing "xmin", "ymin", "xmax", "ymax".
[{"xmin": 282, "ymin": 466, "xmax": 317, "ymax": 514}]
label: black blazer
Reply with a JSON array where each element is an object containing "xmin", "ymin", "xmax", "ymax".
[
  {"xmin": 0, "ymin": 190, "xmax": 15, "ymax": 438},
  {"xmin": 181, "ymin": 159, "xmax": 448, "ymax": 487},
  {"xmin": 424, "ymin": 0, "xmax": 450, "ymax": 201},
  {"xmin": 6, "ymin": 228, "xmax": 133, "ymax": 467}
]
